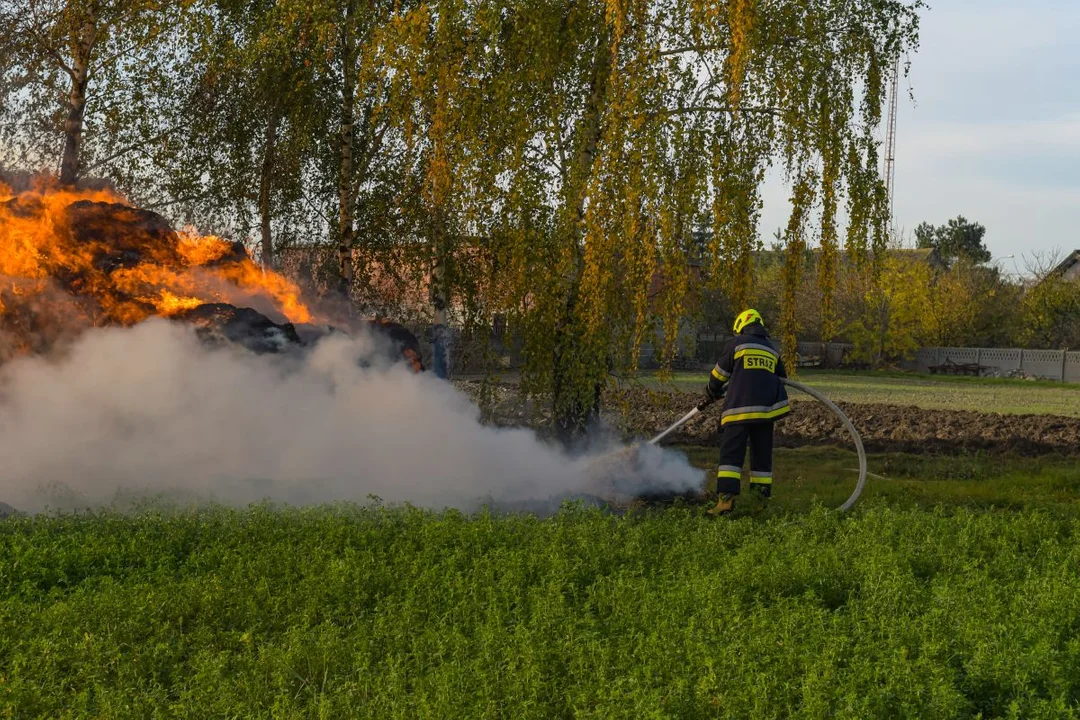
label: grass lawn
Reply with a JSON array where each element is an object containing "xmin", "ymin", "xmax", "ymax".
[
  {"xmin": 647, "ymin": 369, "xmax": 1080, "ymax": 417},
  {"xmin": 5, "ymin": 483, "xmax": 1080, "ymax": 717},
  {"xmin": 4, "ymin": 439, "xmax": 1078, "ymax": 717},
  {"xmin": 681, "ymin": 446, "xmax": 1080, "ymax": 516}
]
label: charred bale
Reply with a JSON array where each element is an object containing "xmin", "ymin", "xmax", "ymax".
[
  {"xmin": 173, "ymin": 303, "xmax": 304, "ymax": 354},
  {"xmin": 293, "ymin": 320, "xmax": 425, "ymax": 373},
  {"xmin": 63, "ymin": 200, "xmax": 247, "ymax": 271},
  {"xmin": 291, "ymin": 323, "xmax": 337, "ymax": 346},
  {"xmin": 367, "ymin": 319, "xmax": 425, "ymax": 373}
]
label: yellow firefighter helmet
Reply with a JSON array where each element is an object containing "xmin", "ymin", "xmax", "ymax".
[{"xmin": 733, "ymin": 308, "xmax": 764, "ymax": 334}]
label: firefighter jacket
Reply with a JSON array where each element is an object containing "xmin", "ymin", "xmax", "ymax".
[{"xmin": 705, "ymin": 323, "xmax": 790, "ymax": 426}]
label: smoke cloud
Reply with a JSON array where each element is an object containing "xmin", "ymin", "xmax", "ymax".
[{"xmin": 0, "ymin": 320, "xmax": 703, "ymax": 514}]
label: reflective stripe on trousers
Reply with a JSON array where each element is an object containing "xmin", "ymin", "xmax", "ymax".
[
  {"xmin": 720, "ymin": 402, "xmax": 790, "ymax": 425},
  {"xmin": 717, "ymin": 465, "xmax": 742, "ymax": 481}
]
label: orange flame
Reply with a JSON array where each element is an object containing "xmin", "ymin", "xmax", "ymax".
[
  {"xmin": 176, "ymin": 232, "xmax": 234, "ymax": 266},
  {"xmin": 158, "ymin": 290, "xmax": 206, "ymax": 315},
  {"xmin": 0, "ymin": 182, "xmax": 314, "ymax": 352}
]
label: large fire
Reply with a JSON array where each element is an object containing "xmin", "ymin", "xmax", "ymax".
[{"xmin": 0, "ymin": 181, "xmax": 314, "ymax": 358}]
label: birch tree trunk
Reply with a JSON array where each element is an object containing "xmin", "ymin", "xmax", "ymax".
[
  {"xmin": 552, "ymin": 31, "xmax": 613, "ymax": 443},
  {"xmin": 59, "ymin": 11, "xmax": 98, "ymax": 187},
  {"xmin": 431, "ymin": 251, "xmax": 450, "ymax": 379},
  {"xmin": 336, "ymin": 0, "xmax": 357, "ymax": 300},
  {"xmin": 257, "ymin": 102, "xmax": 279, "ymax": 267}
]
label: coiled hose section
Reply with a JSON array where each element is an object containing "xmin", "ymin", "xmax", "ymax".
[{"xmin": 781, "ymin": 378, "xmax": 867, "ymax": 512}]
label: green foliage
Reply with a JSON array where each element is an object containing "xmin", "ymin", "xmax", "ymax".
[
  {"xmin": 743, "ymin": 246, "xmax": 1029, "ymax": 355},
  {"xmin": 159, "ymin": 0, "xmax": 326, "ymax": 264},
  {"xmin": 0, "ymin": 0, "xmax": 197, "ymax": 187},
  {"xmin": 845, "ymin": 253, "xmax": 931, "ymax": 366},
  {"xmin": 921, "ymin": 259, "xmax": 1022, "ymax": 348},
  {"xmin": 4, "ymin": 501, "xmax": 1080, "ymax": 717},
  {"xmin": 915, "ymin": 215, "xmax": 991, "ymax": 264},
  {"xmin": 1022, "ymin": 275, "xmax": 1080, "ymax": 350}
]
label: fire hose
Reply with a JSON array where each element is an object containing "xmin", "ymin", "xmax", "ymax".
[{"xmin": 641, "ymin": 379, "xmax": 867, "ymax": 512}]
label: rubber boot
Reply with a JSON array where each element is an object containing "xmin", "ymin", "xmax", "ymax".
[
  {"xmin": 707, "ymin": 494, "xmax": 735, "ymax": 516},
  {"xmin": 750, "ymin": 482, "xmax": 772, "ymax": 500},
  {"xmin": 744, "ymin": 484, "xmax": 771, "ymax": 515}
]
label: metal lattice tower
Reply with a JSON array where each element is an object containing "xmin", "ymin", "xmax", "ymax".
[{"xmin": 883, "ymin": 55, "xmax": 900, "ymax": 230}]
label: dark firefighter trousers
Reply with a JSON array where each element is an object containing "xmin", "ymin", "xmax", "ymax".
[{"xmin": 716, "ymin": 421, "xmax": 774, "ymax": 497}]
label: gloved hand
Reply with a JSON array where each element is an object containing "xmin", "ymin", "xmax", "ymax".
[{"xmin": 700, "ymin": 384, "xmax": 724, "ymax": 409}]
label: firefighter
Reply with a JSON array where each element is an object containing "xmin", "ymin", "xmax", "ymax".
[{"xmin": 702, "ymin": 309, "xmax": 790, "ymax": 515}]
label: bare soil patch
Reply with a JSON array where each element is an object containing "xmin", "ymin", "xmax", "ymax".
[{"xmin": 456, "ymin": 382, "xmax": 1080, "ymax": 457}]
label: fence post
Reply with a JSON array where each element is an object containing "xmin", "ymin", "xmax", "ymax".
[
  {"xmin": 1019, "ymin": 349, "xmax": 1025, "ymax": 377},
  {"xmin": 1062, "ymin": 350, "xmax": 1068, "ymax": 383},
  {"xmin": 976, "ymin": 348, "xmax": 982, "ymax": 370}
]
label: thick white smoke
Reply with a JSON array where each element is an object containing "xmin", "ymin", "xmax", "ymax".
[{"xmin": 0, "ymin": 320, "xmax": 703, "ymax": 513}]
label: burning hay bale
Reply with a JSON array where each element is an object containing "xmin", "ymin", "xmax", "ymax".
[
  {"xmin": 0, "ymin": 184, "xmax": 315, "ymax": 359},
  {"xmin": 63, "ymin": 200, "xmax": 248, "ymax": 267},
  {"xmin": 0, "ymin": 183, "xmax": 430, "ymax": 373},
  {"xmin": 0, "ymin": 183, "xmax": 430, "ymax": 372}
]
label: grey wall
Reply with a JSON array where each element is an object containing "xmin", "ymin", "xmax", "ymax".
[{"xmin": 913, "ymin": 347, "xmax": 1080, "ymax": 382}]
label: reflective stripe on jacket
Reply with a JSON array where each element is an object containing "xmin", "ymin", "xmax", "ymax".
[{"xmin": 706, "ymin": 324, "xmax": 790, "ymax": 426}]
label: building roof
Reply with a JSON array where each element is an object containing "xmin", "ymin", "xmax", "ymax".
[{"xmin": 1049, "ymin": 249, "xmax": 1080, "ymax": 282}]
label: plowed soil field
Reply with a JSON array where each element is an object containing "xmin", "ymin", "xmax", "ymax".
[{"xmin": 458, "ymin": 382, "xmax": 1080, "ymax": 456}]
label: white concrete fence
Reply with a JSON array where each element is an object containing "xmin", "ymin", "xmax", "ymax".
[
  {"xmin": 912, "ymin": 347, "xmax": 1080, "ymax": 383},
  {"xmin": 540, "ymin": 333, "xmax": 1080, "ymax": 383},
  {"xmin": 693, "ymin": 337, "xmax": 1080, "ymax": 383}
]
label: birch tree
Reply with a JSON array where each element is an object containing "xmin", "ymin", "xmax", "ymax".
[
  {"xmin": 0, "ymin": 0, "xmax": 193, "ymax": 187},
  {"xmin": 431, "ymin": 0, "xmax": 925, "ymax": 436},
  {"xmin": 161, "ymin": 0, "xmax": 324, "ymax": 267}
]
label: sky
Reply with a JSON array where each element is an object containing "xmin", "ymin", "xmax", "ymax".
[{"xmin": 758, "ymin": 0, "xmax": 1080, "ymax": 276}]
